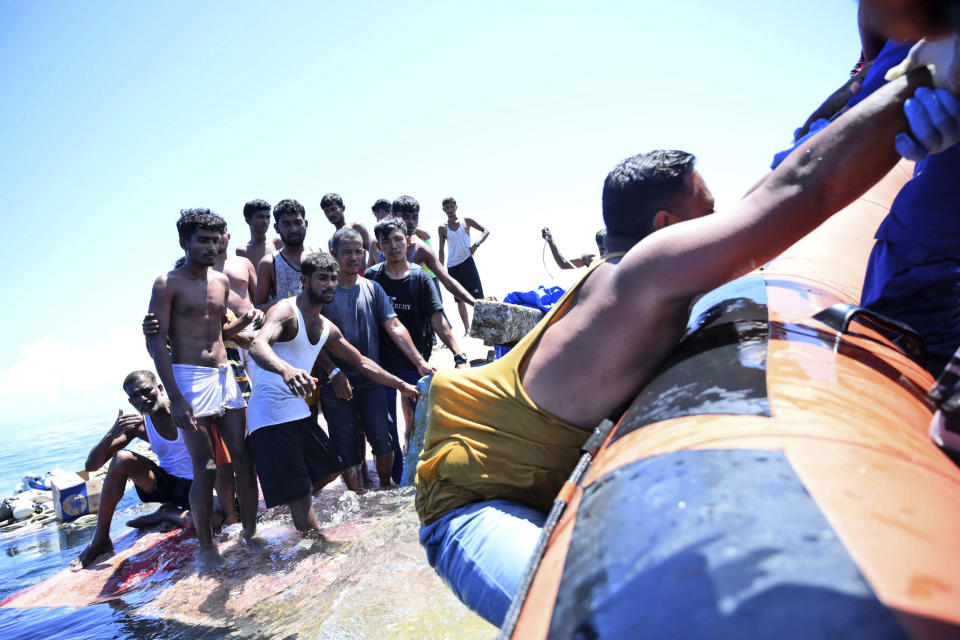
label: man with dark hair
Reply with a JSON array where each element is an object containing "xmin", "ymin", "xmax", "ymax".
[
  {"xmin": 320, "ymin": 192, "xmax": 372, "ymax": 257},
  {"xmin": 437, "ymin": 197, "xmax": 490, "ymax": 334},
  {"xmin": 600, "ymin": 149, "xmax": 702, "ymax": 242},
  {"xmin": 248, "ymin": 251, "xmax": 417, "ymax": 533},
  {"xmin": 71, "ymin": 370, "xmax": 198, "ymax": 570},
  {"xmin": 322, "ymin": 227, "xmax": 434, "ymax": 489},
  {"xmin": 416, "ymin": 68, "xmax": 952, "ymax": 626},
  {"xmin": 367, "ymin": 217, "xmax": 467, "ymax": 458},
  {"xmin": 147, "ymin": 208, "xmax": 261, "ymax": 571},
  {"xmin": 371, "ymin": 198, "xmax": 393, "ymax": 221},
  {"xmin": 256, "ymin": 198, "xmax": 318, "ymax": 309},
  {"xmin": 391, "ymin": 195, "xmax": 477, "ymax": 319},
  {"xmin": 540, "ymin": 227, "xmax": 606, "ymax": 270},
  {"xmin": 236, "ymin": 199, "xmax": 283, "ymax": 271}
]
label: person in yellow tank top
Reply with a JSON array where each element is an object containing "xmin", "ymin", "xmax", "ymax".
[{"xmin": 416, "ymin": 69, "xmax": 957, "ymax": 627}]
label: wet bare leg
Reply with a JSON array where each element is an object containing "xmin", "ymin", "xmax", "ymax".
[
  {"xmin": 375, "ymin": 452, "xmax": 394, "ymax": 490},
  {"xmin": 218, "ymin": 408, "xmax": 259, "ymax": 542},
  {"xmin": 312, "ymin": 473, "xmax": 339, "ymax": 495},
  {"xmin": 71, "ymin": 450, "xmax": 157, "ymax": 570},
  {"xmin": 126, "ymin": 503, "xmax": 188, "ymax": 529},
  {"xmin": 215, "ymin": 462, "xmax": 238, "ymax": 525},
  {"xmin": 457, "ymin": 300, "xmax": 470, "ymax": 335},
  {"xmin": 289, "ymin": 494, "xmax": 321, "ymax": 533},
  {"xmin": 180, "ymin": 422, "xmax": 224, "ymax": 571},
  {"xmin": 341, "ymin": 465, "xmax": 362, "ymax": 492},
  {"xmin": 400, "ymin": 397, "xmax": 415, "ymax": 445}
]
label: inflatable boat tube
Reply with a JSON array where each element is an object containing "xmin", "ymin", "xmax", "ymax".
[{"xmin": 507, "ymin": 162, "xmax": 960, "ymax": 639}]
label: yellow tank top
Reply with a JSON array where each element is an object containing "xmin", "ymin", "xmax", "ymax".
[{"xmin": 415, "ymin": 253, "xmax": 624, "ymax": 524}]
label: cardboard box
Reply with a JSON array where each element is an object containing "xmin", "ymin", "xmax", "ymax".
[{"xmin": 51, "ymin": 471, "xmax": 103, "ymax": 522}]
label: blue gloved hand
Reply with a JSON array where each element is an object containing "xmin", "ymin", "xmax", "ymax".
[{"xmin": 894, "ymin": 87, "xmax": 960, "ymax": 161}]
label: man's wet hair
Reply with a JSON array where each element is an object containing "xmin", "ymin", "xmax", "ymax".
[
  {"xmin": 123, "ymin": 370, "xmax": 157, "ymax": 388},
  {"xmin": 441, "ymin": 197, "xmax": 456, "ymax": 208},
  {"xmin": 242, "ymin": 199, "xmax": 271, "ymax": 220},
  {"xmin": 392, "ymin": 195, "xmax": 420, "ymax": 215},
  {"xmin": 371, "ymin": 198, "xmax": 392, "ymax": 214},
  {"xmin": 374, "ymin": 216, "xmax": 408, "ymax": 241},
  {"xmin": 331, "ymin": 226, "xmax": 363, "ymax": 251},
  {"xmin": 595, "ymin": 229, "xmax": 607, "ymax": 250},
  {"xmin": 602, "ymin": 150, "xmax": 696, "ymax": 240},
  {"xmin": 320, "ymin": 193, "xmax": 343, "ymax": 209},
  {"xmin": 273, "ymin": 198, "xmax": 306, "ymax": 223},
  {"xmin": 177, "ymin": 208, "xmax": 226, "ymax": 242},
  {"xmin": 301, "ymin": 251, "xmax": 339, "ymax": 277}
]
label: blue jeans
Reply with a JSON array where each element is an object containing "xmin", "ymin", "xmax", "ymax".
[{"xmin": 419, "ymin": 499, "xmax": 546, "ymax": 627}]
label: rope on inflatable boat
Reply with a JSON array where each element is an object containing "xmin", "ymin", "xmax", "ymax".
[{"xmin": 497, "ymin": 418, "xmax": 616, "ymax": 639}]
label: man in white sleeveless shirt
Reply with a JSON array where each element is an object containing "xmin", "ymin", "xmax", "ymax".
[
  {"xmin": 248, "ymin": 251, "xmax": 419, "ymax": 534},
  {"xmin": 72, "ymin": 370, "xmax": 196, "ymax": 570}
]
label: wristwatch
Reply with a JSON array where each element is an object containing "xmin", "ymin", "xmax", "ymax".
[{"xmin": 453, "ymin": 352, "xmax": 469, "ymax": 366}]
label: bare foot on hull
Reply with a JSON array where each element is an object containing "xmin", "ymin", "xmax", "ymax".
[
  {"xmin": 70, "ymin": 540, "xmax": 115, "ymax": 571},
  {"xmin": 195, "ymin": 546, "xmax": 226, "ymax": 572}
]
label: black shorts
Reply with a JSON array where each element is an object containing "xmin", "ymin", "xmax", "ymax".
[
  {"xmin": 251, "ymin": 416, "xmax": 348, "ymax": 508},
  {"xmin": 448, "ymin": 256, "xmax": 484, "ymax": 298},
  {"xmin": 133, "ymin": 453, "xmax": 192, "ymax": 510},
  {"xmin": 320, "ymin": 385, "xmax": 395, "ymax": 465}
]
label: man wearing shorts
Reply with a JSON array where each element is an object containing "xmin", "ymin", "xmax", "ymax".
[
  {"xmin": 437, "ymin": 196, "xmax": 490, "ymax": 334},
  {"xmin": 322, "ymin": 227, "xmax": 434, "ymax": 490},
  {"xmin": 72, "ymin": 370, "xmax": 197, "ymax": 569},
  {"xmin": 248, "ymin": 251, "xmax": 418, "ymax": 531},
  {"xmin": 147, "ymin": 208, "xmax": 261, "ymax": 570}
]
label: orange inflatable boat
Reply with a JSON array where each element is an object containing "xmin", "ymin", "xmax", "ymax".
[{"xmin": 505, "ymin": 162, "xmax": 960, "ymax": 639}]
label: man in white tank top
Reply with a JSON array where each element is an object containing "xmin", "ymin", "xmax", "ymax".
[
  {"xmin": 71, "ymin": 370, "xmax": 198, "ymax": 570},
  {"xmin": 248, "ymin": 251, "xmax": 419, "ymax": 535},
  {"xmin": 437, "ymin": 196, "xmax": 490, "ymax": 334}
]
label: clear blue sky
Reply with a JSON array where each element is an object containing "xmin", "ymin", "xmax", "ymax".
[{"xmin": 0, "ymin": 0, "xmax": 861, "ymax": 429}]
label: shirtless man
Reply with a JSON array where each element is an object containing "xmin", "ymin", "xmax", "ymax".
[
  {"xmin": 235, "ymin": 199, "xmax": 283, "ymax": 271},
  {"xmin": 147, "ymin": 208, "xmax": 260, "ymax": 570},
  {"xmin": 391, "ymin": 196, "xmax": 477, "ymax": 313},
  {"xmin": 248, "ymin": 251, "xmax": 418, "ymax": 532},
  {"xmin": 72, "ymin": 371, "xmax": 197, "ymax": 569},
  {"xmin": 321, "ymin": 193, "xmax": 371, "ymax": 254},
  {"xmin": 416, "ymin": 67, "xmax": 947, "ymax": 625},
  {"xmin": 541, "ymin": 227, "xmax": 607, "ymax": 269},
  {"xmin": 437, "ymin": 197, "xmax": 490, "ymax": 333},
  {"xmin": 256, "ymin": 198, "xmax": 317, "ymax": 309}
]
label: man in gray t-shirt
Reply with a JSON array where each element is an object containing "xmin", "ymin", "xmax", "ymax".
[{"xmin": 321, "ymin": 228, "xmax": 434, "ymax": 490}]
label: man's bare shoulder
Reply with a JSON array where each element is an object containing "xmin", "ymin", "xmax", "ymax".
[
  {"xmin": 270, "ymin": 236, "xmax": 284, "ymax": 250},
  {"xmin": 225, "ymin": 255, "xmax": 254, "ymax": 272},
  {"xmin": 235, "ymin": 243, "xmax": 251, "ymax": 257}
]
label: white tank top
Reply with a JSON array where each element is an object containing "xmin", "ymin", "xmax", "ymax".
[
  {"xmin": 247, "ymin": 298, "xmax": 330, "ymax": 431},
  {"xmin": 144, "ymin": 415, "xmax": 194, "ymax": 480},
  {"xmin": 444, "ymin": 221, "xmax": 472, "ymax": 267}
]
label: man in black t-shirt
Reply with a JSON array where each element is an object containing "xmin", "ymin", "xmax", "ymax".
[{"xmin": 366, "ymin": 217, "xmax": 468, "ymax": 442}]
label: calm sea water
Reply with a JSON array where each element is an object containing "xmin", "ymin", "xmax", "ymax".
[{"xmin": 0, "ymin": 418, "xmax": 495, "ymax": 639}]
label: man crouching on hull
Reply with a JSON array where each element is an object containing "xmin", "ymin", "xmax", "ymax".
[
  {"xmin": 147, "ymin": 208, "xmax": 261, "ymax": 571},
  {"xmin": 72, "ymin": 370, "xmax": 197, "ymax": 570},
  {"xmin": 248, "ymin": 251, "xmax": 419, "ymax": 533}
]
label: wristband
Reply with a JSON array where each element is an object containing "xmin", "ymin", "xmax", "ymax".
[
  {"xmin": 454, "ymin": 352, "xmax": 468, "ymax": 365},
  {"xmin": 328, "ymin": 368, "xmax": 341, "ymax": 379}
]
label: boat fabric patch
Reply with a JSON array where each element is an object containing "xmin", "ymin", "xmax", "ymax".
[
  {"xmin": 547, "ymin": 449, "xmax": 904, "ymax": 640},
  {"xmin": 613, "ymin": 278, "xmax": 770, "ymax": 442}
]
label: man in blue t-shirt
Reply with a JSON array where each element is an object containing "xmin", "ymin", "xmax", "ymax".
[
  {"xmin": 366, "ymin": 217, "xmax": 468, "ymax": 458},
  {"xmin": 322, "ymin": 227, "xmax": 434, "ymax": 489}
]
